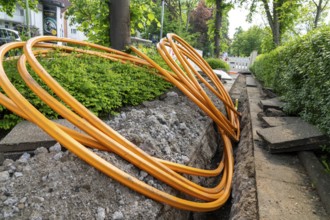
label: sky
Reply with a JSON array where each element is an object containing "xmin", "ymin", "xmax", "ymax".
[
  {"xmin": 228, "ymin": 4, "xmax": 330, "ymax": 39},
  {"xmin": 228, "ymin": 6, "xmax": 265, "ymax": 39}
]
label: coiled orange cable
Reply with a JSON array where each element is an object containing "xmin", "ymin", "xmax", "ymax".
[{"xmin": 0, "ymin": 35, "xmax": 239, "ymax": 211}]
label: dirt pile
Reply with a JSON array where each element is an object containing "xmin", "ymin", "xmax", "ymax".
[{"xmin": 0, "ymin": 89, "xmax": 220, "ymax": 220}]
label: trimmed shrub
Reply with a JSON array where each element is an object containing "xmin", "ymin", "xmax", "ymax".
[
  {"xmin": 205, "ymin": 58, "xmax": 230, "ymax": 71},
  {"xmin": 250, "ymin": 27, "xmax": 330, "ymax": 135},
  {"xmin": 0, "ymin": 50, "xmax": 172, "ymax": 130}
]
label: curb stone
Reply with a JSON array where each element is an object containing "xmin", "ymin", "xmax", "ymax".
[{"xmin": 298, "ymin": 151, "xmax": 330, "ymax": 216}]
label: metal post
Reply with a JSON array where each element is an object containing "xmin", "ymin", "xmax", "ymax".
[
  {"xmin": 160, "ymin": 0, "xmax": 165, "ymax": 40},
  {"xmin": 25, "ymin": 0, "xmax": 31, "ymax": 38}
]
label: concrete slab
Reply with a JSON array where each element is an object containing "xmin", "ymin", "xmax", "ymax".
[
  {"xmin": 256, "ymin": 122, "xmax": 329, "ymax": 153},
  {"xmin": 0, "ymin": 119, "xmax": 82, "ymax": 153},
  {"xmin": 264, "ymin": 108, "xmax": 286, "ymax": 117},
  {"xmin": 213, "ymin": 69, "xmax": 233, "ymax": 80},
  {"xmin": 246, "ymin": 76, "xmax": 257, "ymax": 87},
  {"xmin": 260, "ymin": 97, "xmax": 284, "ymax": 111},
  {"xmin": 262, "ymin": 117, "xmax": 303, "ymax": 127}
]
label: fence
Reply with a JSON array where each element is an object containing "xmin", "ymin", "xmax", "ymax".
[{"xmin": 227, "ymin": 51, "xmax": 258, "ymax": 72}]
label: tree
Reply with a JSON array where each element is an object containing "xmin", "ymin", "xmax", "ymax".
[
  {"xmin": 109, "ymin": 0, "xmax": 130, "ymax": 50},
  {"xmin": 206, "ymin": 0, "xmax": 232, "ymax": 58},
  {"xmin": 237, "ymin": 0, "xmax": 301, "ymax": 46},
  {"xmin": 190, "ymin": 0, "xmax": 213, "ymax": 51},
  {"xmin": 66, "ymin": 0, "xmax": 158, "ymax": 47},
  {"xmin": 312, "ymin": 0, "xmax": 330, "ymax": 28},
  {"xmin": 230, "ymin": 26, "xmax": 266, "ymax": 56},
  {"xmin": 0, "ymin": 0, "xmax": 38, "ymax": 16},
  {"xmin": 185, "ymin": 0, "xmax": 199, "ymax": 31},
  {"xmin": 66, "ymin": 0, "xmax": 109, "ymax": 45},
  {"xmin": 214, "ymin": 0, "xmax": 223, "ymax": 58}
]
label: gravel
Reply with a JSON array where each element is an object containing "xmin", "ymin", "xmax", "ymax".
[
  {"xmin": 0, "ymin": 76, "xmax": 256, "ymax": 220},
  {"xmin": 0, "ymin": 89, "xmax": 220, "ymax": 220}
]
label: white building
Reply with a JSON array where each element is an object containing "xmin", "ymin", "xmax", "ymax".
[{"xmin": 0, "ymin": 0, "xmax": 86, "ymax": 41}]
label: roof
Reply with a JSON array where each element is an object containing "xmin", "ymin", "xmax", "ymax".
[
  {"xmin": 39, "ymin": 0, "xmax": 66, "ymax": 8},
  {"xmin": 57, "ymin": 0, "xmax": 71, "ymax": 13}
]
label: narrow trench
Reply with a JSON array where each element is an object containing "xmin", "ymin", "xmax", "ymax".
[{"xmin": 188, "ymin": 74, "xmax": 250, "ymax": 220}]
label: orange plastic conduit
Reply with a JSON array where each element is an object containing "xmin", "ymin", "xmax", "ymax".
[
  {"xmin": 22, "ymin": 38, "xmax": 229, "ymax": 199},
  {"xmin": 0, "ymin": 34, "xmax": 240, "ymax": 212}
]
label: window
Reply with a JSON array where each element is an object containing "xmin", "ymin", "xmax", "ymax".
[
  {"xmin": 71, "ymin": 29, "xmax": 77, "ymax": 34},
  {"xmin": 5, "ymin": 22, "xmax": 9, "ymax": 29},
  {"xmin": 20, "ymin": 9, "xmax": 24, "ymax": 16}
]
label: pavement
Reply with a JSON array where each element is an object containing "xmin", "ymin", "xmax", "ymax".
[{"xmin": 247, "ymin": 75, "xmax": 329, "ymax": 219}]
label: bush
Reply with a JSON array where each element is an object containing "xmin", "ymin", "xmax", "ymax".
[
  {"xmin": 205, "ymin": 58, "xmax": 230, "ymax": 71},
  {"xmin": 250, "ymin": 27, "xmax": 330, "ymax": 135},
  {"xmin": 0, "ymin": 50, "xmax": 172, "ymax": 130}
]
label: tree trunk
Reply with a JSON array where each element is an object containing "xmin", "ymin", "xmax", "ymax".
[
  {"xmin": 261, "ymin": 0, "xmax": 280, "ymax": 46},
  {"xmin": 178, "ymin": 0, "xmax": 182, "ymax": 23},
  {"xmin": 314, "ymin": 0, "xmax": 323, "ymax": 28},
  {"xmin": 273, "ymin": 1, "xmax": 281, "ymax": 46},
  {"xmin": 214, "ymin": 0, "xmax": 222, "ymax": 58},
  {"xmin": 185, "ymin": 0, "xmax": 193, "ymax": 32},
  {"xmin": 109, "ymin": 0, "xmax": 131, "ymax": 50}
]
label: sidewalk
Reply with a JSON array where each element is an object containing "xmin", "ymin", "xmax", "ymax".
[{"xmin": 246, "ymin": 76, "xmax": 328, "ymax": 219}]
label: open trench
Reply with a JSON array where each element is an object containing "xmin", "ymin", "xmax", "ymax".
[{"xmin": 194, "ymin": 74, "xmax": 257, "ymax": 220}]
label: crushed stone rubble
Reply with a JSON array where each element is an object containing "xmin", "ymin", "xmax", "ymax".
[{"xmin": 0, "ymin": 89, "xmax": 219, "ymax": 219}]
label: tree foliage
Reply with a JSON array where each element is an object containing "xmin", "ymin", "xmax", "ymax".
[
  {"xmin": 66, "ymin": 0, "xmax": 109, "ymax": 45},
  {"xmin": 66, "ymin": 0, "xmax": 159, "ymax": 46},
  {"xmin": 293, "ymin": 0, "xmax": 330, "ymax": 32},
  {"xmin": 189, "ymin": 0, "xmax": 213, "ymax": 52},
  {"xmin": 230, "ymin": 26, "xmax": 267, "ymax": 56},
  {"xmin": 312, "ymin": 0, "xmax": 330, "ymax": 28},
  {"xmin": 0, "ymin": 0, "xmax": 38, "ymax": 16},
  {"xmin": 236, "ymin": 0, "xmax": 302, "ymax": 46}
]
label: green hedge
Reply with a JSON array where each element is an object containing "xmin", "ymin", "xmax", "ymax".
[
  {"xmin": 205, "ymin": 58, "xmax": 230, "ymax": 71},
  {"xmin": 250, "ymin": 27, "xmax": 330, "ymax": 135},
  {"xmin": 0, "ymin": 50, "xmax": 172, "ymax": 130}
]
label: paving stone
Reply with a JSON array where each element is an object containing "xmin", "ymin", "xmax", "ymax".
[
  {"xmin": 262, "ymin": 117, "xmax": 303, "ymax": 127},
  {"xmin": 256, "ymin": 121, "xmax": 329, "ymax": 153},
  {"xmin": 213, "ymin": 69, "xmax": 233, "ymax": 80},
  {"xmin": 260, "ymin": 97, "xmax": 284, "ymax": 111},
  {"xmin": 246, "ymin": 76, "xmax": 257, "ymax": 87},
  {"xmin": 0, "ymin": 119, "xmax": 82, "ymax": 153},
  {"xmin": 264, "ymin": 108, "xmax": 286, "ymax": 117}
]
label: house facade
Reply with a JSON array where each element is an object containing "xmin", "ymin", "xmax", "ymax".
[{"xmin": 0, "ymin": 0, "xmax": 86, "ymax": 40}]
